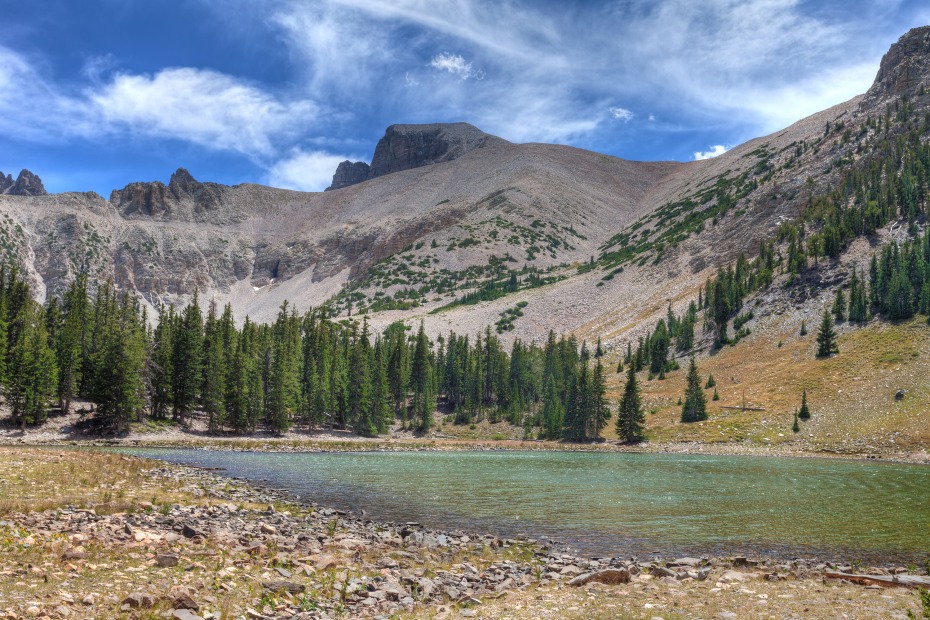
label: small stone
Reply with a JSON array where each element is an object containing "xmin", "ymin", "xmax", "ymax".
[
  {"xmin": 261, "ymin": 581, "xmax": 306, "ymax": 594},
  {"xmin": 121, "ymin": 592, "xmax": 156, "ymax": 609},
  {"xmin": 25, "ymin": 607, "xmax": 40, "ymax": 617},
  {"xmin": 81, "ymin": 594, "xmax": 95, "ymax": 606},
  {"xmin": 260, "ymin": 523, "xmax": 277, "ymax": 535},
  {"xmin": 170, "ymin": 593, "xmax": 200, "ymax": 611},
  {"xmin": 157, "ymin": 554, "xmax": 180, "ymax": 568},
  {"xmin": 172, "ymin": 611, "xmax": 203, "ymax": 620}
]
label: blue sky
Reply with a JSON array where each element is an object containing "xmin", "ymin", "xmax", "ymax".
[{"xmin": 0, "ymin": 0, "xmax": 928, "ymax": 194}]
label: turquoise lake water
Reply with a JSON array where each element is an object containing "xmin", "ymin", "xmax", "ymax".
[{"xmin": 120, "ymin": 448, "xmax": 930, "ymax": 562}]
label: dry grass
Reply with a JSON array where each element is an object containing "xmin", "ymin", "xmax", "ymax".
[{"xmin": 599, "ymin": 315, "xmax": 930, "ymax": 452}]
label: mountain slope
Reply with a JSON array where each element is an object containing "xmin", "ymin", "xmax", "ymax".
[{"xmin": 0, "ymin": 26, "xmax": 927, "ymax": 354}]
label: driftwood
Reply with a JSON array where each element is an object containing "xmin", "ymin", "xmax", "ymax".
[
  {"xmin": 719, "ymin": 406, "xmax": 766, "ymax": 411},
  {"xmin": 824, "ymin": 571, "xmax": 930, "ymax": 589}
]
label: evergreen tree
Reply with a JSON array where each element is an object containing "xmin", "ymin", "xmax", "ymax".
[
  {"xmin": 8, "ymin": 302, "xmax": 57, "ymax": 428},
  {"xmin": 589, "ymin": 355, "xmax": 610, "ymax": 440},
  {"xmin": 705, "ymin": 374, "xmax": 716, "ymax": 389},
  {"xmin": 172, "ymin": 292, "xmax": 203, "ymax": 424},
  {"xmin": 681, "ymin": 356, "xmax": 707, "ymax": 423},
  {"xmin": 815, "ymin": 309, "xmax": 839, "ymax": 357},
  {"xmin": 267, "ymin": 302, "xmax": 301, "ymax": 434},
  {"xmin": 615, "ymin": 363, "xmax": 645, "ymax": 443},
  {"xmin": 55, "ymin": 274, "xmax": 87, "ymax": 415},
  {"xmin": 799, "ymin": 319, "xmax": 807, "ymax": 336},
  {"xmin": 832, "ymin": 288, "xmax": 846, "ymax": 322},
  {"xmin": 91, "ymin": 294, "xmax": 147, "ymax": 431},
  {"xmin": 201, "ymin": 301, "xmax": 227, "ymax": 432},
  {"xmin": 370, "ymin": 337, "xmax": 390, "ymax": 434},
  {"xmin": 348, "ymin": 321, "xmax": 375, "ymax": 436},
  {"xmin": 792, "ymin": 412, "xmax": 800, "ymax": 433},
  {"xmin": 798, "ymin": 390, "xmax": 811, "ymax": 420},
  {"xmin": 410, "ymin": 322, "xmax": 434, "ymax": 432},
  {"xmin": 540, "ymin": 378, "xmax": 564, "ymax": 439}
]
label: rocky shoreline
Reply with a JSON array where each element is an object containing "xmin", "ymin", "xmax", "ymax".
[{"xmin": 1, "ymin": 451, "xmax": 928, "ymax": 619}]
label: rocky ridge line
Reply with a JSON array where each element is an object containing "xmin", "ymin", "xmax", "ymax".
[
  {"xmin": 326, "ymin": 123, "xmax": 507, "ymax": 191},
  {"xmin": 0, "ymin": 169, "xmax": 47, "ymax": 196}
]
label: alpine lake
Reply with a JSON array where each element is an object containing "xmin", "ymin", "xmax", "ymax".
[{"xmin": 117, "ymin": 448, "xmax": 930, "ymax": 564}]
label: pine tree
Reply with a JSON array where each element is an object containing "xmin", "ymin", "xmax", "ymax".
[
  {"xmin": 712, "ymin": 387, "xmax": 720, "ymax": 401},
  {"xmin": 267, "ymin": 302, "xmax": 301, "ymax": 434},
  {"xmin": 348, "ymin": 321, "xmax": 375, "ymax": 436},
  {"xmin": 589, "ymin": 355, "xmax": 610, "ymax": 440},
  {"xmin": 92, "ymin": 294, "xmax": 147, "ymax": 432},
  {"xmin": 56, "ymin": 274, "xmax": 87, "ymax": 415},
  {"xmin": 8, "ymin": 302, "xmax": 58, "ymax": 428},
  {"xmin": 681, "ymin": 356, "xmax": 707, "ymax": 423},
  {"xmin": 172, "ymin": 292, "xmax": 203, "ymax": 425},
  {"xmin": 815, "ymin": 309, "xmax": 839, "ymax": 357},
  {"xmin": 410, "ymin": 322, "xmax": 434, "ymax": 432},
  {"xmin": 201, "ymin": 302, "xmax": 227, "ymax": 433},
  {"xmin": 370, "ymin": 337, "xmax": 390, "ymax": 434},
  {"xmin": 540, "ymin": 378, "xmax": 564, "ymax": 439},
  {"xmin": 799, "ymin": 319, "xmax": 807, "ymax": 336},
  {"xmin": 798, "ymin": 390, "xmax": 811, "ymax": 420},
  {"xmin": 705, "ymin": 374, "xmax": 716, "ymax": 389},
  {"xmin": 832, "ymin": 288, "xmax": 846, "ymax": 322},
  {"xmin": 149, "ymin": 307, "xmax": 174, "ymax": 420},
  {"xmin": 615, "ymin": 363, "xmax": 645, "ymax": 443},
  {"xmin": 792, "ymin": 412, "xmax": 800, "ymax": 433}
]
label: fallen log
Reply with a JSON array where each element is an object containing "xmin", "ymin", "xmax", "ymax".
[{"xmin": 823, "ymin": 571, "xmax": 930, "ymax": 589}]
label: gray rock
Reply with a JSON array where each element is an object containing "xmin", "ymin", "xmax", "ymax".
[
  {"xmin": 568, "ymin": 568, "xmax": 631, "ymax": 587},
  {"xmin": 261, "ymin": 580, "xmax": 306, "ymax": 594},
  {"xmin": 121, "ymin": 592, "xmax": 156, "ymax": 608},
  {"xmin": 157, "ymin": 553, "xmax": 180, "ymax": 568}
]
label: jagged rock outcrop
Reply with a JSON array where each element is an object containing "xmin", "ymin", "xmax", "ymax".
[
  {"xmin": 325, "ymin": 123, "xmax": 507, "ymax": 191},
  {"xmin": 0, "ymin": 169, "xmax": 47, "ymax": 196},
  {"xmin": 866, "ymin": 26, "xmax": 930, "ymax": 101},
  {"xmin": 111, "ymin": 168, "xmax": 224, "ymax": 219},
  {"xmin": 326, "ymin": 161, "xmax": 371, "ymax": 191}
]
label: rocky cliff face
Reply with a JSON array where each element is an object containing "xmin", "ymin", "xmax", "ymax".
[
  {"xmin": 0, "ymin": 169, "xmax": 47, "ymax": 196},
  {"xmin": 326, "ymin": 161, "xmax": 370, "ymax": 191},
  {"xmin": 325, "ymin": 123, "xmax": 507, "ymax": 191},
  {"xmin": 865, "ymin": 26, "xmax": 930, "ymax": 102},
  {"xmin": 111, "ymin": 168, "xmax": 226, "ymax": 220}
]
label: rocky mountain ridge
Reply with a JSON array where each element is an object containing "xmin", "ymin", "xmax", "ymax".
[
  {"xmin": 0, "ymin": 27, "xmax": 928, "ymax": 348},
  {"xmin": 0, "ymin": 169, "xmax": 46, "ymax": 196},
  {"xmin": 326, "ymin": 123, "xmax": 507, "ymax": 190}
]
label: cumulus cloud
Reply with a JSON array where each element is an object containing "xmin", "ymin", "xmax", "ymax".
[
  {"xmin": 267, "ymin": 149, "xmax": 357, "ymax": 191},
  {"xmin": 90, "ymin": 68, "xmax": 318, "ymax": 157},
  {"xmin": 0, "ymin": 45, "xmax": 323, "ymax": 167},
  {"xmin": 608, "ymin": 106, "xmax": 633, "ymax": 122},
  {"xmin": 430, "ymin": 52, "xmax": 484, "ymax": 79},
  {"xmin": 693, "ymin": 144, "xmax": 729, "ymax": 160}
]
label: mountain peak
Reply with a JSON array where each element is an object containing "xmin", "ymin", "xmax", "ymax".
[
  {"xmin": 867, "ymin": 26, "xmax": 930, "ymax": 101},
  {"xmin": 0, "ymin": 169, "xmax": 47, "ymax": 197},
  {"xmin": 326, "ymin": 122, "xmax": 506, "ymax": 191}
]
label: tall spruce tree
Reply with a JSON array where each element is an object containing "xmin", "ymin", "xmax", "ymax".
[
  {"xmin": 172, "ymin": 292, "xmax": 203, "ymax": 425},
  {"xmin": 615, "ymin": 363, "xmax": 645, "ymax": 442},
  {"xmin": 410, "ymin": 321, "xmax": 434, "ymax": 432},
  {"xmin": 815, "ymin": 309, "xmax": 839, "ymax": 357},
  {"xmin": 681, "ymin": 356, "xmax": 708, "ymax": 423}
]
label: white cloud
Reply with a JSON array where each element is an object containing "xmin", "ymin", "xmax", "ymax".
[
  {"xmin": 693, "ymin": 144, "xmax": 729, "ymax": 160},
  {"xmin": 267, "ymin": 149, "xmax": 357, "ymax": 191},
  {"xmin": 608, "ymin": 106, "xmax": 633, "ymax": 122},
  {"xmin": 90, "ymin": 68, "xmax": 318, "ymax": 157},
  {"xmin": 430, "ymin": 52, "xmax": 484, "ymax": 79}
]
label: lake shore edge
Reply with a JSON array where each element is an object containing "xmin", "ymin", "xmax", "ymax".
[
  {"xmin": 1, "ymin": 447, "xmax": 927, "ymax": 619},
  {"xmin": 4, "ymin": 431, "xmax": 930, "ymax": 466}
]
